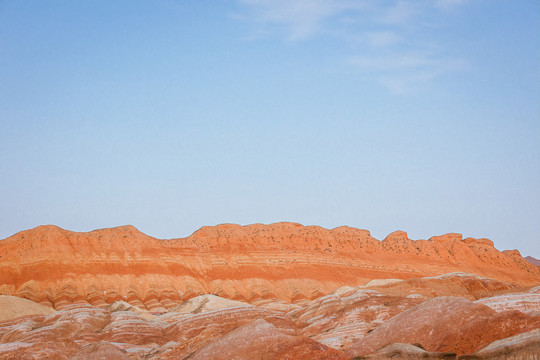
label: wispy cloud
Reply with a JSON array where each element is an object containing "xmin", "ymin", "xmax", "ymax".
[
  {"xmin": 235, "ymin": 0, "xmax": 470, "ymax": 93},
  {"xmin": 364, "ymin": 31, "xmax": 400, "ymax": 48},
  {"xmin": 436, "ymin": 0, "xmax": 470, "ymax": 11},
  {"xmin": 237, "ymin": 0, "xmax": 367, "ymax": 40},
  {"xmin": 380, "ymin": 1, "xmax": 420, "ymax": 25},
  {"xmin": 350, "ymin": 52, "xmax": 466, "ymax": 94}
]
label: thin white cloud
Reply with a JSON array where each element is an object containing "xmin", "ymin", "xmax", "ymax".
[
  {"xmin": 436, "ymin": 0, "xmax": 469, "ymax": 11},
  {"xmin": 380, "ymin": 72, "xmax": 437, "ymax": 95},
  {"xmin": 235, "ymin": 0, "xmax": 470, "ymax": 93},
  {"xmin": 350, "ymin": 52, "xmax": 438, "ymax": 71},
  {"xmin": 238, "ymin": 0, "xmax": 367, "ymax": 40},
  {"xmin": 351, "ymin": 52, "xmax": 466, "ymax": 94},
  {"xmin": 364, "ymin": 31, "xmax": 400, "ymax": 48},
  {"xmin": 380, "ymin": 1, "xmax": 419, "ymax": 25}
]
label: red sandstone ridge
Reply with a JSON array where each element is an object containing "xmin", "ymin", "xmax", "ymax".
[{"xmin": 0, "ymin": 223, "xmax": 538, "ymax": 310}]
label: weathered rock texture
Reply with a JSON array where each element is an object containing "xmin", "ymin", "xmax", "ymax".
[
  {"xmin": 526, "ymin": 256, "xmax": 540, "ymax": 267},
  {"xmin": 0, "ymin": 298, "xmax": 351, "ymax": 359},
  {"xmin": 461, "ymin": 328, "xmax": 540, "ymax": 359},
  {"xmin": 345, "ymin": 296, "xmax": 540, "ymax": 356},
  {"xmin": 352, "ymin": 343, "xmax": 458, "ymax": 359},
  {"xmin": 0, "ymin": 295, "xmax": 54, "ymax": 322},
  {"xmin": 285, "ymin": 288, "xmax": 425, "ymax": 349},
  {"xmin": 1, "ymin": 223, "xmax": 539, "ymax": 359},
  {"xmin": 1, "ymin": 223, "xmax": 538, "ymax": 310},
  {"xmin": 1, "ymin": 287, "xmax": 538, "ymax": 359}
]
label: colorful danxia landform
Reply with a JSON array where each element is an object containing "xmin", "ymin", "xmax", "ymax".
[{"xmin": 0, "ymin": 223, "xmax": 538, "ymax": 359}]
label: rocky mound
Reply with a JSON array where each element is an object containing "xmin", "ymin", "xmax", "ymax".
[
  {"xmin": 345, "ymin": 296, "xmax": 540, "ymax": 356},
  {"xmin": 461, "ymin": 328, "xmax": 540, "ymax": 359},
  {"xmin": 1, "ymin": 223, "xmax": 538, "ymax": 310},
  {"xmin": 361, "ymin": 272, "xmax": 524, "ymax": 300},
  {"xmin": 475, "ymin": 292, "xmax": 540, "ymax": 315},
  {"xmin": 168, "ymin": 294, "xmax": 252, "ymax": 314},
  {"xmin": 355, "ymin": 343, "xmax": 458, "ymax": 359},
  {"xmin": 1, "ymin": 279, "xmax": 538, "ymax": 359},
  {"xmin": 0, "ymin": 295, "xmax": 54, "ymax": 321}
]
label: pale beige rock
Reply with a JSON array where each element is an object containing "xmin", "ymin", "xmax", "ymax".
[
  {"xmin": 107, "ymin": 300, "xmax": 155, "ymax": 319},
  {"xmin": 168, "ymin": 294, "xmax": 252, "ymax": 314},
  {"xmin": 0, "ymin": 296, "xmax": 54, "ymax": 322},
  {"xmin": 475, "ymin": 293, "xmax": 540, "ymax": 315}
]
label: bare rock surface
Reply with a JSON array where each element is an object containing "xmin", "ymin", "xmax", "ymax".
[
  {"xmin": 0, "ymin": 280, "xmax": 538, "ymax": 359},
  {"xmin": 352, "ymin": 343, "xmax": 457, "ymax": 359},
  {"xmin": 525, "ymin": 256, "xmax": 540, "ymax": 266},
  {"xmin": 0, "ymin": 223, "xmax": 539, "ymax": 359},
  {"xmin": 1, "ymin": 223, "xmax": 538, "ymax": 310},
  {"xmin": 345, "ymin": 296, "xmax": 540, "ymax": 356},
  {"xmin": 286, "ymin": 289, "xmax": 424, "ymax": 350},
  {"xmin": 461, "ymin": 328, "xmax": 540, "ymax": 359},
  {"xmin": 168, "ymin": 294, "xmax": 252, "ymax": 314},
  {"xmin": 0, "ymin": 295, "xmax": 54, "ymax": 322},
  {"xmin": 475, "ymin": 292, "xmax": 540, "ymax": 315},
  {"xmin": 71, "ymin": 342, "xmax": 131, "ymax": 360},
  {"xmin": 362, "ymin": 272, "xmax": 524, "ymax": 300},
  {"xmin": 188, "ymin": 319, "xmax": 347, "ymax": 360},
  {"xmin": 106, "ymin": 300, "xmax": 155, "ymax": 319}
]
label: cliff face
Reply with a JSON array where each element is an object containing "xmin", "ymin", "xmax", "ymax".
[{"xmin": 0, "ymin": 222, "xmax": 538, "ymax": 310}]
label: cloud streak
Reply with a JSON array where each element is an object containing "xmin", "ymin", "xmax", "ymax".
[
  {"xmin": 237, "ymin": 0, "xmax": 367, "ymax": 40},
  {"xmin": 235, "ymin": 0, "xmax": 470, "ymax": 93}
]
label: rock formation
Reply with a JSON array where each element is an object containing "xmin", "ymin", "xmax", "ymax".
[
  {"xmin": 345, "ymin": 296, "xmax": 540, "ymax": 356},
  {"xmin": 0, "ymin": 223, "xmax": 539, "ymax": 359},
  {"xmin": 526, "ymin": 256, "xmax": 540, "ymax": 266},
  {"xmin": 1, "ymin": 223, "xmax": 538, "ymax": 310},
  {"xmin": 351, "ymin": 343, "xmax": 458, "ymax": 359},
  {"xmin": 460, "ymin": 328, "xmax": 540, "ymax": 359},
  {"xmin": 0, "ymin": 295, "xmax": 54, "ymax": 322},
  {"xmin": 1, "ymin": 284, "xmax": 538, "ymax": 359}
]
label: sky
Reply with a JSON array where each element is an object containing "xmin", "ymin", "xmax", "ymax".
[{"xmin": 0, "ymin": 0, "xmax": 539, "ymax": 257}]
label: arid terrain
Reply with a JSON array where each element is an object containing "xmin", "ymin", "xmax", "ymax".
[{"xmin": 0, "ymin": 223, "xmax": 539, "ymax": 359}]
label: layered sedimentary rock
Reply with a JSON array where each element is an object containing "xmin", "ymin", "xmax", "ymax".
[
  {"xmin": 1, "ymin": 281, "xmax": 538, "ymax": 360},
  {"xmin": 526, "ymin": 256, "xmax": 540, "ymax": 266},
  {"xmin": 1, "ymin": 223, "xmax": 539, "ymax": 359},
  {"xmin": 286, "ymin": 288, "xmax": 424, "ymax": 350},
  {"xmin": 0, "ymin": 297, "xmax": 350, "ymax": 359},
  {"xmin": 475, "ymin": 292, "xmax": 540, "ymax": 315},
  {"xmin": 345, "ymin": 296, "xmax": 540, "ymax": 356},
  {"xmin": 461, "ymin": 328, "xmax": 540, "ymax": 359},
  {"xmin": 187, "ymin": 319, "xmax": 347, "ymax": 360},
  {"xmin": 1, "ymin": 223, "xmax": 538, "ymax": 310},
  {"xmin": 353, "ymin": 343, "xmax": 458, "ymax": 359}
]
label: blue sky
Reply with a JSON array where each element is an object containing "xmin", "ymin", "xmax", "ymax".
[{"xmin": 1, "ymin": 0, "xmax": 539, "ymax": 257}]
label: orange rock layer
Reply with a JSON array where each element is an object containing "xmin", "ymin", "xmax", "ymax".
[{"xmin": 0, "ymin": 223, "xmax": 538, "ymax": 310}]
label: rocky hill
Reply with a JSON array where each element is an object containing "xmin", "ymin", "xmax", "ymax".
[
  {"xmin": 0, "ymin": 278, "xmax": 538, "ymax": 359},
  {"xmin": 1, "ymin": 223, "xmax": 539, "ymax": 359},
  {"xmin": 0, "ymin": 223, "xmax": 538, "ymax": 310}
]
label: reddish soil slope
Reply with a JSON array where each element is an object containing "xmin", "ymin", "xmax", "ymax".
[{"xmin": 0, "ymin": 223, "xmax": 538, "ymax": 310}]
